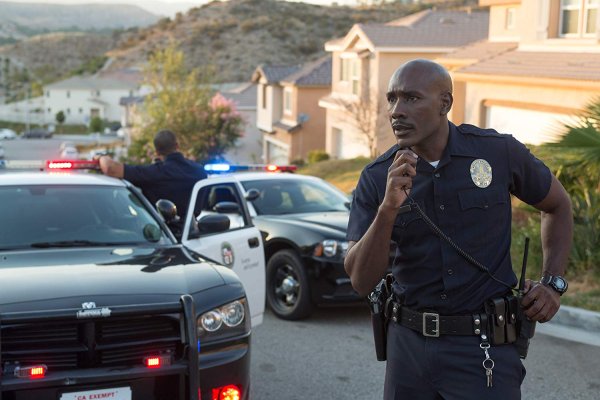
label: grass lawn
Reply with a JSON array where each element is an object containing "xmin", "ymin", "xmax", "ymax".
[{"xmin": 299, "ymin": 157, "xmax": 600, "ymax": 312}]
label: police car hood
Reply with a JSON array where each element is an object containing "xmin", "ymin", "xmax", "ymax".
[
  {"xmin": 0, "ymin": 245, "xmax": 234, "ymax": 312},
  {"xmin": 258, "ymin": 211, "xmax": 348, "ymax": 235}
]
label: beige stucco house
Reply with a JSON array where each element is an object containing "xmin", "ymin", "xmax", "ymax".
[
  {"xmin": 437, "ymin": 0, "xmax": 600, "ymax": 145},
  {"xmin": 252, "ymin": 56, "xmax": 331, "ymax": 164},
  {"xmin": 319, "ymin": 9, "xmax": 490, "ymax": 159}
]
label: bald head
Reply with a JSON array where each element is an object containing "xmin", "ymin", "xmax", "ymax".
[{"xmin": 389, "ymin": 59, "xmax": 453, "ymax": 96}]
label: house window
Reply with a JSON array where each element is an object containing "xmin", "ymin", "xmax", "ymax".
[
  {"xmin": 262, "ymin": 85, "xmax": 267, "ymax": 109},
  {"xmin": 560, "ymin": 0, "xmax": 599, "ymax": 36},
  {"xmin": 67, "ymin": 108, "xmax": 71, "ymax": 114},
  {"xmin": 66, "ymin": 91, "xmax": 70, "ymax": 98},
  {"xmin": 340, "ymin": 58, "xmax": 351, "ymax": 81},
  {"xmin": 351, "ymin": 60, "xmax": 360, "ymax": 95},
  {"xmin": 283, "ymin": 87, "xmax": 292, "ymax": 115},
  {"xmin": 79, "ymin": 108, "xmax": 83, "ymax": 114},
  {"xmin": 46, "ymin": 91, "xmax": 50, "ymax": 98},
  {"xmin": 506, "ymin": 7, "xmax": 516, "ymax": 30},
  {"xmin": 47, "ymin": 108, "xmax": 51, "ymax": 113}
]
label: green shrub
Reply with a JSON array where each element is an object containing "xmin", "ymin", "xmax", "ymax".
[{"xmin": 307, "ymin": 150, "xmax": 329, "ymax": 164}]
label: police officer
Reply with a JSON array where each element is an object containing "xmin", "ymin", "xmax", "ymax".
[
  {"xmin": 98, "ymin": 129, "xmax": 207, "ymax": 219},
  {"xmin": 344, "ymin": 59, "xmax": 573, "ymax": 399}
]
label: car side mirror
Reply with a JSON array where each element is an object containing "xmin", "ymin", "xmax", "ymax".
[
  {"xmin": 156, "ymin": 199, "xmax": 179, "ymax": 223},
  {"xmin": 214, "ymin": 201, "xmax": 241, "ymax": 214},
  {"xmin": 198, "ymin": 214, "xmax": 231, "ymax": 234},
  {"xmin": 245, "ymin": 188, "xmax": 260, "ymax": 201}
]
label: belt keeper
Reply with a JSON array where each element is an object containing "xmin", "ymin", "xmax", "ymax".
[{"xmin": 473, "ymin": 313, "xmax": 482, "ymax": 335}]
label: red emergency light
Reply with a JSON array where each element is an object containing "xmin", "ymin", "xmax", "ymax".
[
  {"xmin": 46, "ymin": 160, "xmax": 99, "ymax": 170},
  {"xmin": 211, "ymin": 385, "xmax": 241, "ymax": 400},
  {"xmin": 14, "ymin": 364, "xmax": 47, "ymax": 379},
  {"xmin": 143, "ymin": 354, "xmax": 172, "ymax": 368}
]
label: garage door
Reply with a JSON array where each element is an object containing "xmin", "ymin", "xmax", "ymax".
[
  {"xmin": 332, "ymin": 127, "xmax": 370, "ymax": 159},
  {"xmin": 486, "ymin": 106, "xmax": 576, "ymax": 145},
  {"xmin": 265, "ymin": 139, "xmax": 289, "ymax": 164}
]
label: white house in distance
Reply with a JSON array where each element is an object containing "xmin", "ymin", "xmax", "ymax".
[{"xmin": 43, "ymin": 73, "xmax": 142, "ymax": 126}]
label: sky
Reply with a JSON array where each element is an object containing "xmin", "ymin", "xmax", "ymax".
[{"xmin": 2, "ymin": 0, "xmax": 362, "ymax": 17}]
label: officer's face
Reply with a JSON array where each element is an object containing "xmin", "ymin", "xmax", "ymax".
[{"xmin": 386, "ymin": 65, "xmax": 450, "ymax": 152}]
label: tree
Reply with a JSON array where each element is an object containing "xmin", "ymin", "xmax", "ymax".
[
  {"xmin": 129, "ymin": 43, "xmax": 244, "ymax": 163},
  {"xmin": 55, "ymin": 111, "xmax": 66, "ymax": 133},
  {"xmin": 89, "ymin": 116, "xmax": 104, "ymax": 133},
  {"xmin": 336, "ymin": 89, "xmax": 384, "ymax": 159}
]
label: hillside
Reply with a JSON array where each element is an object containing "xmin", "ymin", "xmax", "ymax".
[
  {"xmin": 0, "ymin": 1, "xmax": 159, "ymax": 43},
  {"xmin": 0, "ymin": 0, "xmax": 478, "ymax": 87},
  {"xmin": 105, "ymin": 0, "xmax": 445, "ymax": 82}
]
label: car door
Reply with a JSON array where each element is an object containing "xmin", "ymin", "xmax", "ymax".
[{"xmin": 182, "ymin": 176, "xmax": 266, "ymax": 327}]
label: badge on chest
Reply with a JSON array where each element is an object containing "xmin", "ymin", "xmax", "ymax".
[{"xmin": 470, "ymin": 159, "xmax": 492, "ymax": 188}]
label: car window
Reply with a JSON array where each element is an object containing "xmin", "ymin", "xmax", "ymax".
[
  {"xmin": 241, "ymin": 178, "xmax": 349, "ymax": 215},
  {"xmin": 0, "ymin": 185, "xmax": 171, "ymax": 250},
  {"xmin": 193, "ymin": 182, "xmax": 248, "ymax": 233}
]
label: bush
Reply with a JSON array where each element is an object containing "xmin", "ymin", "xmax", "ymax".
[
  {"xmin": 290, "ymin": 158, "xmax": 305, "ymax": 167},
  {"xmin": 307, "ymin": 150, "xmax": 329, "ymax": 164}
]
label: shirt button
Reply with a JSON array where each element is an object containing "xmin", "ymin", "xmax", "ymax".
[
  {"xmin": 447, "ymin": 269, "xmax": 454, "ymax": 275},
  {"xmin": 439, "ymin": 204, "xmax": 445, "ymax": 210},
  {"xmin": 440, "ymin": 294, "xmax": 447, "ymax": 300},
  {"xmin": 434, "ymin": 173, "xmax": 441, "ymax": 178}
]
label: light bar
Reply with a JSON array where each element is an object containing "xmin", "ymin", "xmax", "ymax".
[
  {"xmin": 46, "ymin": 160, "xmax": 99, "ymax": 170},
  {"xmin": 143, "ymin": 354, "xmax": 172, "ymax": 368},
  {"xmin": 204, "ymin": 164, "xmax": 297, "ymax": 173},
  {"xmin": 14, "ymin": 364, "xmax": 47, "ymax": 379},
  {"xmin": 0, "ymin": 160, "xmax": 45, "ymax": 170}
]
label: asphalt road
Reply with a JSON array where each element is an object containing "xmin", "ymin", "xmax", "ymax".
[
  {"xmin": 1, "ymin": 134, "xmax": 119, "ymax": 161},
  {"xmin": 250, "ymin": 305, "xmax": 600, "ymax": 400}
]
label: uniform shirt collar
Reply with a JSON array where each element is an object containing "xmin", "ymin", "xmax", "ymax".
[{"xmin": 436, "ymin": 122, "xmax": 478, "ymax": 170}]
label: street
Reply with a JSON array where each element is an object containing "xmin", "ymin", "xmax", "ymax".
[{"xmin": 251, "ymin": 305, "xmax": 600, "ymax": 400}]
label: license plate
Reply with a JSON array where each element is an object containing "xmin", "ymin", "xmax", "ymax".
[{"xmin": 60, "ymin": 387, "xmax": 132, "ymax": 400}]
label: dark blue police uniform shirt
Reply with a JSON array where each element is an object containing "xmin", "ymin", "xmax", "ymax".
[
  {"xmin": 124, "ymin": 152, "xmax": 207, "ymax": 218},
  {"xmin": 347, "ymin": 122, "xmax": 552, "ymax": 315}
]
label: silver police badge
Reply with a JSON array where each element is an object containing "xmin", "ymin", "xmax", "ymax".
[{"xmin": 470, "ymin": 159, "xmax": 492, "ymax": 188}]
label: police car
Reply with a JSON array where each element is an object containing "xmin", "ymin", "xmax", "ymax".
[
  {"xmin": 0, "ymin": 160, "xmax": 257, "ymax": 400},
  {"xmin": 191, "ymin": 164, "xmax": 365, "ymax": 320}
]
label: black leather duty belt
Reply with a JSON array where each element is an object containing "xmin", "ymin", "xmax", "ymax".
[{"xmin": 390, "ymin": 302, "xmax": 483, "ymax": 337}]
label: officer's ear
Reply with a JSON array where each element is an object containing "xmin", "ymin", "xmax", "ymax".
[{"xmin": 440, "ymin": 92, "xmax": 453, "ymax": 116}]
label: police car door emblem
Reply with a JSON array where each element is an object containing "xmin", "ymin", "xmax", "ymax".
[
  {"xmin": 470, "ymin": 159, "xmax": 492, "ymax": 188},
  {"xmin": 221, "ymin": 242, "xmax": 234, "ymax": 267}
]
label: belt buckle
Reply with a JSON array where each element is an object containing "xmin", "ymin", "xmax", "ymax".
[{"xmin": 422, "ymin": 312, "xmax": 440, "ymax": 337}]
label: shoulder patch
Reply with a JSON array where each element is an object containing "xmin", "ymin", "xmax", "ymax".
[{"xmin": 458, "ymin": 124, "xmax": 504, "ymax": 138}]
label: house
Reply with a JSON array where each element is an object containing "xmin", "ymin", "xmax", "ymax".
[
  {"xmin": 319, "ymin": 9, "xmax": 490, "ymax": 158},
  {"xmin": 438, "ymin": 0, "xmax": 600, "ymax": 145},
  {"xmin": 219, "ymin": 82, "xmax": 262, "ymax": 164},
  {"xmin": 43, "ymin": 73, "xmax": 142, "ymax": 126},
  {"xmin": 252, "ymin": 56, "xmax": 332, "ymax": 164}
]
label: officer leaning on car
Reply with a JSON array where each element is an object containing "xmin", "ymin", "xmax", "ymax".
[
  {"xmin": 98, "ymin": 129, "xmax": 206, "ymax": 219},
  {"xmin": 344, "ymin": 59, "xmax": 573, "ymax": 400}
]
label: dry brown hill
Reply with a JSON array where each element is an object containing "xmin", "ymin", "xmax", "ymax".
[{"xmin": 106, "ymin": 0, "xmax": 475, "ymax": 82}]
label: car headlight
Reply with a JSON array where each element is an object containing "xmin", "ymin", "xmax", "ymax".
[
  {"xmin": 197, "ymin": 299, "xmax": 249, "ymax": 340},
  {"xmin": 314, "ymin": 240, "xmax": 349, "ymax": 258}
]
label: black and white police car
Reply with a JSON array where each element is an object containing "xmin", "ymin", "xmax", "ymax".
[
  {"xmin": 0, "ymin": 159, "xmax": 261, "ymax": 400},
  {"xmin": 196, "ymin": 164, "xmax": 365, "ymax": 320}
]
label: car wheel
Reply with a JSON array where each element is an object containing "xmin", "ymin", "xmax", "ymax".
[{"xmin": 266, "ymin": 249, "xmax": 313, "ymax": 320}]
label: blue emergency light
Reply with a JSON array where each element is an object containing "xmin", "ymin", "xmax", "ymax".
[{"xmin": 203, "ymin": 163, "xmax": 297, "ymax": 173}]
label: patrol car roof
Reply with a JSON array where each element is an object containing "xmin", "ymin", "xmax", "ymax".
[{"xmin": 0, "ymin": 171, "xmax": 127, "ymax": 187}]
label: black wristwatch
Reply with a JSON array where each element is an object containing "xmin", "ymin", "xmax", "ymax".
[{"xmin": 541, "ymin": 275, "xmax": 568, "ymax": 296}]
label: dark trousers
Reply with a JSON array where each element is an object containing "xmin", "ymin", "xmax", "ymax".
[{"xmin": 384, "ymin": 322, "xmax": 526, "ymax": 400}]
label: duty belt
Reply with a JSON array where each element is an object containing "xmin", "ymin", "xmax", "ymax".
[{"xmin": 390, "ymin": 302, "xmax": 484, "ymax": 337}]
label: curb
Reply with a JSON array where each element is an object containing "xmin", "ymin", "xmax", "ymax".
[{"xmin": 537, "ymin": 305, "xmax": 600, "ymax": 347}]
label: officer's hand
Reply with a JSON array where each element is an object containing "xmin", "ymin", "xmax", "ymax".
[
  {"xmin": 521, "ymin": 279, "xmax": 561, "ymax": 323},
  {"xmin": 382, "ymin": 149, "xmax": 418, "ymax": 211}
]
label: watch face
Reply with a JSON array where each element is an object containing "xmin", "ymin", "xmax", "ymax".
[{"xmin": 554, "ymin": 277, "xmax": 566, "ymax": 290}]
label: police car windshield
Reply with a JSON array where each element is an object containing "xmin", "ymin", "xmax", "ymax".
[
  {"xmin": 0, "ymin": 185, "xmax": 170, "ymax": 250},
  {"xmin": 241, "ymin": 178, "xmax": 349, "ymax": 215}
]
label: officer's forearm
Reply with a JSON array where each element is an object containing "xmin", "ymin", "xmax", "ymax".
[
  {"xmin": 537, "ymin": 176, "xmax": 573, "ymax": 278},
  {"xmin": 345, "ymin": 205, "xmax": 396, "ymax": 297},
  {"xmin": 540, "ymin": 205, "xmax": 572, "ymax": 278}
]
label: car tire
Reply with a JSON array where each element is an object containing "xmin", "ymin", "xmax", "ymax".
[{"xmin": 266, "ymin": 249, "xmax": 313, "ymax": 320}]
